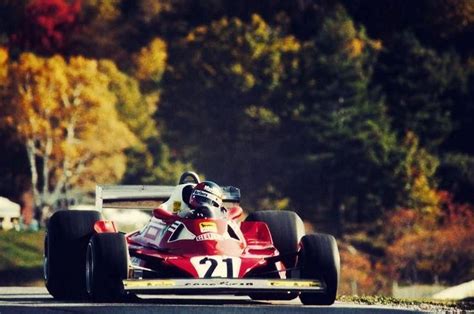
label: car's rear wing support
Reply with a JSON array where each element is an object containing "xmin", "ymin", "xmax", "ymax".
[{"xmin": 95, "ymin": 185, "xmax": 240, "ymax": 211}]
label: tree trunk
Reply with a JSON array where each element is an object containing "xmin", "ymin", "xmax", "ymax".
[
  {"xmin": 42, "ymin": 133, "xmax": 53, "ymax": 205},
  {"xmin": 26, "ymin": 139, "xmax": 41, "ymax": 209}
]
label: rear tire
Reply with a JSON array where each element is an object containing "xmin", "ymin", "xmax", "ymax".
[
  {"xmin": 44, "ymin": 210, "xmax": 102, "ymax": 300},
  {"xmin": 86, "ymin": 233, "xmax": 128, "ymax": 301},
  {"xmin": 298, "ymin": 233, "xmax": 340, "ymax": 305}
]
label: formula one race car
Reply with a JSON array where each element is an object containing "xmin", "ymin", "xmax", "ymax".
[{"xmin": 44, "ymin": 172, "xmax": 340, "ymax": 305}]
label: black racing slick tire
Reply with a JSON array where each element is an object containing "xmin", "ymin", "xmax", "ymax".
[
  {"xmin": 245, "ymin": 210, "xmax": 305, "ymax": 301},
  {"xmin": 298, "ymin": 233, "xmax": 340, "ymax": 305},
  {"xmin": 245, "ymin": 210, "xmax": 305, "ymax": 268},
  {"xmin": 86, "ymin": 233, "xmax": 128, "ymax": 301},
  {"xmin": 44, "ymin": 210, "xmax": 102, "ymax": 300}
]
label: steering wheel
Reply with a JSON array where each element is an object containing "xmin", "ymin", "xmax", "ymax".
[{"xmin": 178, "ymin": 171, "xmax": 200, "ymax": 184}]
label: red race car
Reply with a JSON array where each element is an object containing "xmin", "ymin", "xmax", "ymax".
[{"xmin": 44, "ymin": 172, "xmax": 340, "ymax": 305}]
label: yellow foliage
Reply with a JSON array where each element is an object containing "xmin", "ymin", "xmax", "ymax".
[
  {"xmin": 276, "ymin": 36, "xmax": 301, "ymax": 52},
  {"xmin": 138, "ymin": 0, "xmax": 172, "ymax": 23},
  {"xmin": 345, "ymin": 35, "xmax": 382, "ymax": 58},
  {"xmin": 0, "ymin": 46, "xmax": 7, "ymax": 64},
  {"xmin": 401, "ymin": 131, "xmax": 442, "ymax": 223},
  {"xmin": 347, "ymin": 38, "xmax": 365, "ymax": 57},
  {"xmin": 99, "ymin": 59, "xmax": 158, "ymax": 141},
  {"xmin": 83, "ymin": 0, "xmax": 121, "ymax": 21},
  {"xmin": 0, "ymin": 46, "xmax": 8, "ymax": 83},
  {"xmin": 251, "ymin": 14, "xmax": 269, "ymax": 38},
  {"xmin": 134, "ymin": 38, "xmax": 167, "ymax": 82},
  {"xmin": 186, "ymin": 25, "xmax": 208, "ymax": 42},
  {"xmin": 1, "ymin": 52, "xmax": 137, "ymax": 198},
  {"xmin": 245, "ymin": 106, "xmax": 280, "ymax": 125},
  {"xmin": 410, "ymin": 175, "xmax": 441, "ymax": 215},
  {"xmin": 371, "ymin": 39, "xmax": 383, "ymax": 51}
]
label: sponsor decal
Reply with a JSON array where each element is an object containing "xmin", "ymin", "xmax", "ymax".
[
  {"xmin": 196, "ymin": 233, "xmax": 223, "ymax": 241},
  {"xmin": 124, "ymin": 280, "xmax": 175, "ymax": 288},
  {"xmin": 184, "ymin": 281, "xmax": 253, "ymax": 287},
  {"xmin": 172, "ymin": 201, "xmax": 181, "ymax": 213},
  {"xmin": 193, "ymin": 190, "xmax": 220, "ymax": 203},
  {"xmin": 203, "ymin": 185, "xmax": 214, "ymax": 193},
  {"xmin": 269, "ymin": 280, "xmax": 320, "ymax": 288},
  {"xmin": 199, "ymin": 222, "xmax": 217, "ymax": 233}
]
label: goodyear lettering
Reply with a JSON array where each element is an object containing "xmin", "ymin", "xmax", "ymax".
[{"xmin": 184, "ymin": 281, "xmax": 253, "ymax": 287}]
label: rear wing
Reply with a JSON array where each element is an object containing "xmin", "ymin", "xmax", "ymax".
[{"xmin": 95, "ymin": 185, "xmax": 241, "ymax": 211}]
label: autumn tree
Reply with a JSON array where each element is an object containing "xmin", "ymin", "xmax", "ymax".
[
  {"xmin": 385, "ymin": 191, "xmax": 474, "ymax": 284},
  {"xmin": 0, "ymin": 52, "xmax": 136, "ymax": 214},
  {"xmin": 10, "ymin": 0, "xmax": 81, "ymax": 54},
  {"xmin": 0, "ymin": 47, "xmax": 30, "ymax": 201},
  {"xmin": 98, "ymin": 49, "xmax": 189, "ymax": 186}
]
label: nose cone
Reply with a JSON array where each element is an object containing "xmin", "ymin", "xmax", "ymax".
[{"xmin": 163, "ymin": 219, "xmax": 245, "ymax": 257}]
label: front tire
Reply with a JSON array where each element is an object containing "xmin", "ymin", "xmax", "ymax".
[
  {"xmin": 245, "ymin": 210, "xmax": 305, "ymax": 268},
  {"xmin": 44, "ymin": 210, "xmax": 102, "ymax": 300},
  {"xmin": 86, "ymin": 233, "xmax": 129, "ymax": 301},
  {"xmin": 298, "ymin": 233, "xmax": 340, "ymax": 305},
  {"xmin": 245, "ymin": 210, "xmax": 305, "ymax": 301}
]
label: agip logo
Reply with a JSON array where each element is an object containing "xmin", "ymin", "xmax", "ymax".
[{"xmin": 199, "ymin": 222, "xmax": 217, "ymax": 233}]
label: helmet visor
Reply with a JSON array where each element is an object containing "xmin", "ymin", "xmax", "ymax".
[{"xmin": 190, "ymin": 189, "xmax": 222, "ymax": 208}]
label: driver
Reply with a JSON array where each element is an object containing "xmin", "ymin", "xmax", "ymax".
[{"xmin": 184, "ymin": 181, "xmax": 225, "ymax": 218}]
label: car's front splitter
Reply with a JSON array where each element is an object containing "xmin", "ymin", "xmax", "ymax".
[{"xmin": 123, "ymin": 278, "xmax": 325, "ymax": 295}]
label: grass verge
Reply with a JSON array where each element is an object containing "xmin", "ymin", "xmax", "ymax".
[
  {"xmin": 0, "ymin": 230, "xmax": 44, "ymax": 286},
  {"xmin": 339, "ymin": 295, "xmax": 474, "ymax": 311}
]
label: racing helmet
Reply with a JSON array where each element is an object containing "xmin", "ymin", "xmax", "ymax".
[{"xmin": 189, "ymin": 181, "xmax": 224, "ymax": 213}]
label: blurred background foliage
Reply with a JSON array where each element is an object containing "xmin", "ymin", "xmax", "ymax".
[{"xmin": 0, "ymin": 0, "xmax": 473, "ymax": 292}]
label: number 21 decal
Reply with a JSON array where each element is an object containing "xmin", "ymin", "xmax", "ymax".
[{"xmin": 191, "ymin": 256, "xmax": 241, "ymax": 278}]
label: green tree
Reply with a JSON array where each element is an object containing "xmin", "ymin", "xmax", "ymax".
[
  {"xmin": 437, "ymin": 62, "xmax": 474, "ymax": 203},
  {"xmin": 373, "ymin": 32, "xmax": 465, "ymax": 150},
  {"xmin": 274, "ymin": 8, "xmax": 405, "ymax": 230},
  {"xmin": 342, "ymin": 0, "xmax": 474, "ymax": 56}
]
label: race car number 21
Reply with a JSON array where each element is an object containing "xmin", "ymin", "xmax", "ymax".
[{"xmin": 190, "ymin": 256, "xmax": 241, "ymax": 278}]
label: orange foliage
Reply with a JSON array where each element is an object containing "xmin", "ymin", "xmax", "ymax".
[
  {"xmin": 385, "ymin": 191, "xmax": 474, "ymax": 284},
  {"xmin": 339, "ymin": 244, "xmax": 390, "ymax": 295}
]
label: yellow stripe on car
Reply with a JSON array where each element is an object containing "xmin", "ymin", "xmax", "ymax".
[
  {"xmin": 268, "ymin": 280, "xmax": 320, "ymax": 288},
  {"xmin": 123, "ymin": 280, "xmax": 176, "ymax": 288}
]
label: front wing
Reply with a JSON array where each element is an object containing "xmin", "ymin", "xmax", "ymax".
[{"xmin": 123, "ymin": 278, "xmax": 325, "ymax": 295}]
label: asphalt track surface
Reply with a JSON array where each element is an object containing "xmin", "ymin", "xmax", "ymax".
[{"xmin": 0, "ymin": 287, "xmax": 426, "ymax": 313}]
